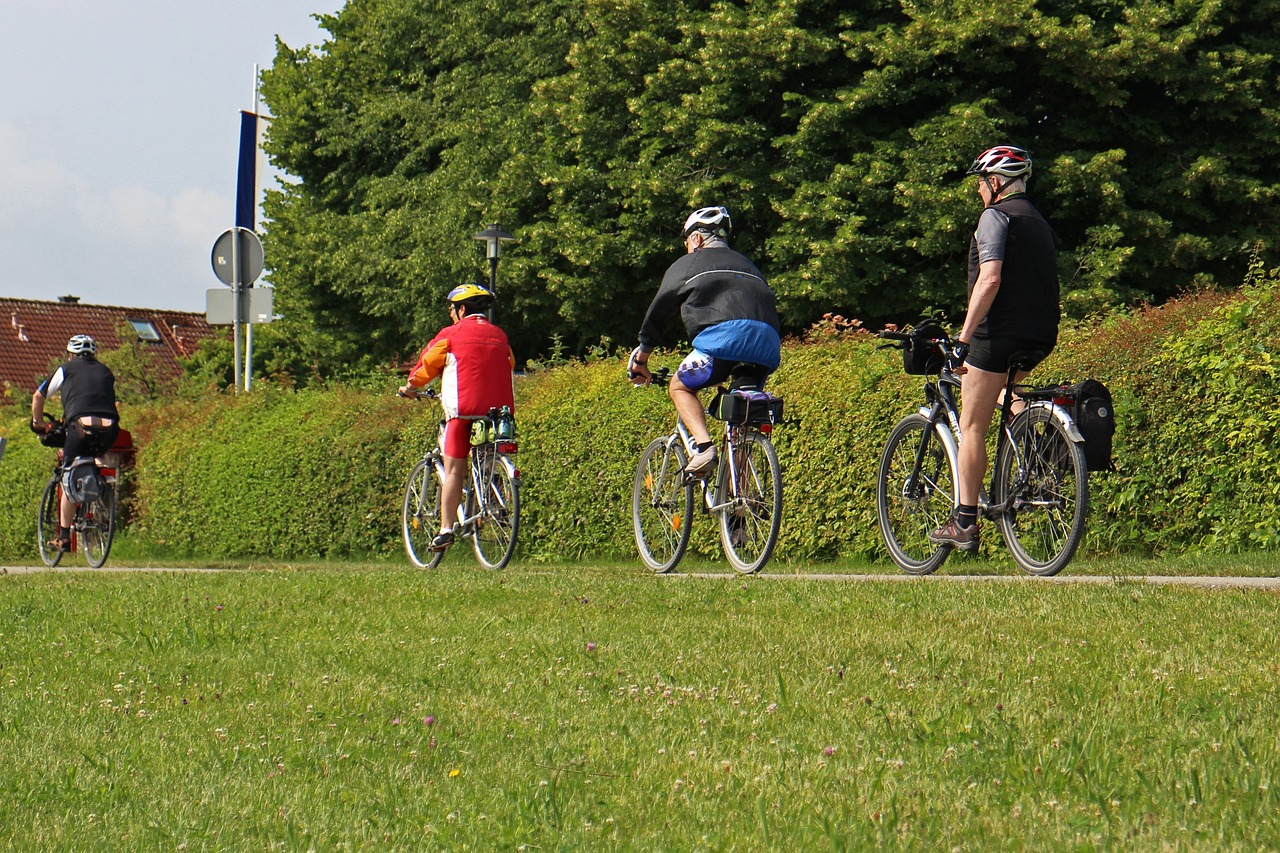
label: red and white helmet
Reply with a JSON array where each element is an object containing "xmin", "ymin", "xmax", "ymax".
[{"xmin": 966, "ymin": 145, "xmax": 1032, "ymax": 178}]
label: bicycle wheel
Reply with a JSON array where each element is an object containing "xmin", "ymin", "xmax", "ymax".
[
  {"xmin": 717, "ymin": 431, "xmax": 782, "ymax": 575},
  {"xmin": 876, "ymin": 414, "xmax": 958, "ymax": 575},
  {"xmin": 81, "ymin": 480, "xmax": 116, "ymax": 568},
  {"xmin": 472, "ymin": 451, "xmax": 520, "ymax": 570},
  {"xmin": 632, "ymin": 436, "xmax": 694, "ymax": 573},
  {"xmin": 993, "ymin": 405, "xmax": 1089, "ymax": 577},
  {"xmin": 403, "ymin": 455, "xmax": 445, "ymax": 569},
  {"xmin": 37, "ymin": 477, "xmax": 63, "ymax": 568}
]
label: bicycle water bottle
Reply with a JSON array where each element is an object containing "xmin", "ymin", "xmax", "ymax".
[{"xmin": 496, "ymin": 406, "xmax": 515, "ymax": 441}]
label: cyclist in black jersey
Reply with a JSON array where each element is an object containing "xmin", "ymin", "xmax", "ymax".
[
  {"xmin": 930, "ymin": 146, "xmax": 1060, "ymax": 551},
  {"xmin": 628, "ymin": 206, "xmax": 782, "ymax": 476},
  {"xmin": 31, "ymin": 335, "xmax": 120, "ymax": 553}
]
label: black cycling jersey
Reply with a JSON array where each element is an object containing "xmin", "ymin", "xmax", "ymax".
[
  {"xmin": 638, "ymin": 245, "xmax": 780, "ymax": 350},
  {"xmin": 967, "ymin": 194, "xmax": 1059, "ymax": 346},
  {"xmin": 39, "ymin": 357, "xmax": 119, "ymax": 422}
]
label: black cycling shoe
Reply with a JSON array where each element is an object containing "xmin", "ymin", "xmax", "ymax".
[{"xmin": 429, "ymin": 530, "xmax": 455, "ymax": 552}]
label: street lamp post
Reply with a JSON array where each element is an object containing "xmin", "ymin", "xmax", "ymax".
[{"xmin": 471, "ymin": 223, "xmax": 515, "ymax": 303}]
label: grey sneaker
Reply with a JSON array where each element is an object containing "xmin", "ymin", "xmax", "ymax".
[
  {"xmin": 928, "ymin": 518, "xmax": 980, "ymax": 551},
  {"xmin": 684, "ymin": 445, "xmax": 718, "ymax": 477}
]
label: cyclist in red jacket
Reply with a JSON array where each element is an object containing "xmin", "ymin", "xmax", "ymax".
[{"xmin": 399, "ymin": 284, "xmax": 515, "ymax": 551}]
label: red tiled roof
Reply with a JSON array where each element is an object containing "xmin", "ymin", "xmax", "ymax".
[{"xmin": 0, "ymin": 297, "xmax": 227, "ymax": 392}]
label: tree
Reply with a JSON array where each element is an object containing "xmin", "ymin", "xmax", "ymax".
[{"xmin": 260, "ymin": 0, "xmax": 1280, "ymax": 380}]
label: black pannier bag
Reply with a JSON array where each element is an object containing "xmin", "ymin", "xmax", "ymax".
[
  {"xmin": 903, "ymin": 323, "xmax": 945, "ymax": 375},
  {"xmin": 710, "ymin": 388, "xmax": 784, "ymax": 425},
  {"xmin": 1070, "ymin": 379, "xmax": 1115, "ymax": 472}
]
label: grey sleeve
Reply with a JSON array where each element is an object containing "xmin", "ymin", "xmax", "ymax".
[{"xmin": 974, "ymin": 208, "xmax": 1011, "ymax": 264}]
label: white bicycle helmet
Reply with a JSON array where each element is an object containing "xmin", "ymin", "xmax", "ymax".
[
  {"xmin": 681, "ymin": 206, "xmax": 732, "ymax": 239},
  {"xmin": 966, "ymin": 145, "xmax": 1032, "ymax": 178},
  {"xmin": 66, "ymin": 334, "xmax": 96, "ymax": 355}
]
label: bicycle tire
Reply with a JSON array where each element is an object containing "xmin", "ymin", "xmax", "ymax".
[
  {"xmin": 876, "ymin": 414, "xmax": 958, "ymax": 575},
  {"xmin": 80, "ymin": 480, "xmax": 116, "ymax": 568},
  {"xmin": 632, "ymin": 436, "xmax": 694, "ymax": 573},
  {"xmin": 37, "ymin": 476, "xmax": 63, "ymax": 568},
  {"xmin": 471, "ymin": 451, "xmax": 520, "ymax": 570},
  {"xmin": 403, "ymin": 455, "xmax": 446, "ymax": 569},
  {"xmin": 993, "ymin": 405, "xmax": 1089, "ymax": 577},
  {"xmin": 717, "ymin": 431, "xmax": 782, "ymax": 574}
]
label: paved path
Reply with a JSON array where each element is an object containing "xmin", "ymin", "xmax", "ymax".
[
  {"xmin": 4, "ymin": 565, "xmax": 1278, "ymax": 589},
  {"xmin": 679, "ymin": 572, "xmax": 1280, "ymax": 589}
]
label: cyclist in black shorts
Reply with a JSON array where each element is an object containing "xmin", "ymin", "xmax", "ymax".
[
  {"xmin": 31, "ymin": 335, "xmax": 120, "ymax": 553},
  {"xmin": 628, "ymin": 206, "xmax": 782, "ymax": 476},
  {"xmin": 930, "ymin": 145, "xmax": 1060, "ymax": 551}
]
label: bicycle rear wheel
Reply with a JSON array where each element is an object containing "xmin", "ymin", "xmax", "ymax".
[
  {"xmin": 993, "ymin": 406, "xmax": 1089, "ymax": 576},
  {"xmin": 80, "ymin": 480, "xmax": 116, "ymax": 568},
  {"xmin": 717, "ymin": 431, "xmax": 782, "ymax": 574},
  {"xmin": 633, "ymin": 436, "xmax": 694, "ymax": 573},
  {"xmin": 471, "ymin": 451, "xmax": 520, "ymax": 570},
  {"xmin": 403, "ymin": 455, "xmax": 445, "ymax": 569},
  {"xmin": 876, "ymin": 414, "xmax": 957, "ymax": 575},
  {"xmin": 37, "ymin": 477, "xmax": 63, "ymax": 568}
]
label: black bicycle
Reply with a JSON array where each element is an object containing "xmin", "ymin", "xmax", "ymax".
[
  {"xmin": 875, "ymin": 326, "xmax": 1089, "ymax": 576},
  {"xmin": 36, "ymin": 418, "xmax": 118, "ymax": 568}
]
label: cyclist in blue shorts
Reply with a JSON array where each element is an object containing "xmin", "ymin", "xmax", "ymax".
[{"xmin": 628, "ymin": 206, "xmax": 782, "ymax": 476}]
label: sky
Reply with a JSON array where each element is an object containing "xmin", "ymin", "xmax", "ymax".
[{"xmin": 0, "ymin": 0, "xmax": 345, "ymax": 313}]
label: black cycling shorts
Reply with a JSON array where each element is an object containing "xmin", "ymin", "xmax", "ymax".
[
  {"xmin": 967, "ymin": 337, "xmax": 1054, "ymax": 374},
  {"xmin": 64, "ymin": 420, "xmax": 120, "ymax": 463}
]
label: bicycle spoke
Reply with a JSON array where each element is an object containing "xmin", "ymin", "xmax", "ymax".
[
  {"xmin": 876, "ymin": 415, "xmax": 956, "ymax": 575},
  {"xmin": 633, "ymin": 437, "xmax": 693, "ymax": 573},
  {"xmin": 719, "ymin": 431, "xmax": 781, "ymax": 574},
  {"xmin": 995, "ymin": 407, "xmax": 1088, "ymax": 576}
]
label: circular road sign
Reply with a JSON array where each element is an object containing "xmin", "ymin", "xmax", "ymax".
[{"xmin": 211, "ymin": 227, "xmax": 265, "ymax": 286}]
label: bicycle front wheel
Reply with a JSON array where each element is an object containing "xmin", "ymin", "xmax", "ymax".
[
  {"xmin": 472, "ymin": 453, "xmax": 520, "ymax": 570},
  {"xmin": 876, "ymin": 414, "xmax": 957, "ymax": 575},
  {"xmin": 717, "ymin": 431, "xmax": 782, "ymax": 575},
  {"xmin": 37, "ymin": 477, "xmax": 63, "ymax": 568},
  {"xmin": 80, "ymin": 480, "xmax": 116, "ymax": 568},
  {"xmin": 993, "ymin": 405, "xmax": 1089, "ymax": 577},
  {"xmin": 632, "ymin": 436, "xmax": 694, "ymax": 573},
  {"xmin": 403, "ymin": 455, "xmax": 445, "ymax": 569}
]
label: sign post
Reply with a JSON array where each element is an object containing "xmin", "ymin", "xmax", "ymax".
[{"xmin": 210, "ymin": 227, "xmax": 265, "ymax": 391}]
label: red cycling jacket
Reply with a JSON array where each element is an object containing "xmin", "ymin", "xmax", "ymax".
[{"xmin": 406, "ymin": 314, "xmax": 515, "ymax": 418}]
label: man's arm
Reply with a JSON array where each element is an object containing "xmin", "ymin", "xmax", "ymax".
[
  {"xmin": 30, "ymin": 388, "xmax": 46, "ymax": 428},
  {"xmin": 958, "ymin": 259, "xmax": 1002, "ymax": 346}
]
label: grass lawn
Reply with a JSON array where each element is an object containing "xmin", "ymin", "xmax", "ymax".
[{"xmin": 1, "ymin": 558, "xmax": 1278, "ymax": 850}]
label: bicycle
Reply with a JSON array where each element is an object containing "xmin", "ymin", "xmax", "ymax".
[
  {"xmin": 875, "ymin": 326, "xmax": 1089, "ymax": 577},
  {"xmin": 632, "ymin": 367, "xmax": 784, "ymax": 575},
  {"xmin": 399, "ymin": 389, "xmax": 521, "ymax": 570},
  {"xmin": 35, "ymin": 417, "xmax": 118, "ymax": 569}
]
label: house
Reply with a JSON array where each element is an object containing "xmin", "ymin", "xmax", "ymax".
[{"xmin": 0, "ymin": 296, "xmax": 225, "ymax": 393}]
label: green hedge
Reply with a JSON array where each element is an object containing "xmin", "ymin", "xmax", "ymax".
[{"xmin": 0, "ymin": 277, "xmax": 1274, "ymax": 563}]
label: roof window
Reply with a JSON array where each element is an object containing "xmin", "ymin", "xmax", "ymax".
[{"xmin": 129, "ymin": 319, "xmax": 162, "ymax": 342}]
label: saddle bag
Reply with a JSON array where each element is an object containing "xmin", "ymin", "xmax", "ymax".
[
  {"xmin": 710, "ymin": 388, "xmax": 784, "ymax": 425},
  {"xmin": 1068, "ymin": 379, "xmax": 1116, "ymax": 472}
]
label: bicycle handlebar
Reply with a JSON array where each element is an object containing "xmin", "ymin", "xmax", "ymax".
[{"xmin": 397, "ymin": 387, "xmax": 438, "ymax": 401}]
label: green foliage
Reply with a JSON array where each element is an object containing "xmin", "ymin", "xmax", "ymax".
[
  {"xmin": 259, "ymin": 0, "xmax": 1280, "ymax": 381},
  {"xmin": 129, "ymin": 386, "xmax": 425, "ymax": 559},
  {"xmin": 3, "ymin": 273, "xmax": 1280, "ymax": 564},
  {"xmin": 0, "ymin": 416, "xmax": 54, "ymax": 558}
]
